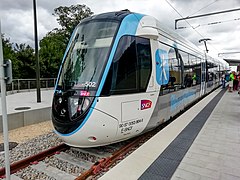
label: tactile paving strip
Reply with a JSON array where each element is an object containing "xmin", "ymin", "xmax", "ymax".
[{"xmin": 139, "ymin": 89, "xmax": 226, "ymax": 180}]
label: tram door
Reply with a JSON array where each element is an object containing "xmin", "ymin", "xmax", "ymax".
[{"xmin": 200, "ymin": 61, "xmax": 206, "ymax": 96}]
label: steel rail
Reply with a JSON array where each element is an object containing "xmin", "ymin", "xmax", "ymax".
[
  {"xmin": 0, "ymin": 143, "xmax": 69, "ymax": 178},
  {"xmin": 76, "ymin": 131, "xmax": 155, "ymax": 180}
]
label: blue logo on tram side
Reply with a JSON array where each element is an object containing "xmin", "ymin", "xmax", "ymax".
[
  {"xmin": 170, "ymin": 91, "xmax": 195, "ymax": 111},
  {"xmin": 155, "ymin": 49, "xmax": 169, "ymax": 85}
]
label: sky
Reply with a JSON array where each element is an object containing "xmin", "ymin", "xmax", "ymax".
[{"xmin": 0, "ymin": 0, "xmax": 240, "ymax": 61}]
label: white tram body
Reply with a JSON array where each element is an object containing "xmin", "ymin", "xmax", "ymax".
[{"xmin": 52, "ymin": 10, "xmax": 228, "ymax": 147}]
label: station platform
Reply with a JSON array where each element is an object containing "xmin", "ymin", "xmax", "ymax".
[
  {"xmin": 0, "ymin": 90, "xmax": 53, "ymax": 132},
  {"xmin": 100, "ymin": 88, "xmax": 240, "ymax": 180}
]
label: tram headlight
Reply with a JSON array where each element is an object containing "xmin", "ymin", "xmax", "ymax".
[
  {"xmin": 81, "ymin": 98, "xmax": 90, "ymax": 111},
  {"xmin": 69, "ymin": 97, "xmax": 91, "ymax": 118},
  {"xmin": 69, "ymin": 97, "xmax": 79, "ymax": 117}
]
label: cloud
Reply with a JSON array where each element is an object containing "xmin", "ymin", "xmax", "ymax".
[
  {"xmin": 0, "ymin": 0, "xmax": 32, "ymax": 11},
  {"xmin": 0, "ymin": 0, "xmax": 240, "ymax": 59}
]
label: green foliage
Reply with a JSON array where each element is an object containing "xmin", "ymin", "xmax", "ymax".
[
  {"xmin": 1, "ymin": 34, "xmax": 20, "ymax": 78},
  {"xmin": 1, "ymin": 34, "xmax": 36, "ymax": 79},
  {"xmin": 39, "ymin": 30, "xmax": 66, "ymax": 78},
  {"xmin": 14, "ymin": 43, "xmax": 35, "ymax": 78},
  {"xmin": 53, "ymin": 4, "xmax": 93, "ymax": 39},
  {"xmin": 39, "ymin": 4, "xmax": 93, "ymax": 78},
  {"xmin": 1, "ymin": 4, "xmax": 94, "ymax": 79},
  {"xmin": 2, "ymin": 35, "xmax": 14, "ymax": 59}
]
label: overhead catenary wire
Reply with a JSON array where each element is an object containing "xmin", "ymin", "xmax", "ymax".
[
  {"xmin": 178, "ymin": 17, "xmax": 240, "ymax": 29},
  {"xmin": 164, "ymin": 0, "xmax": 205, "ymax": 39},
  {"xmin": 187, "ymin": 0, "xmax": 219, "ymax": 17},
  {"xmin": 164, "ymin": 0, "xmax": 220, "ymax": 53}
]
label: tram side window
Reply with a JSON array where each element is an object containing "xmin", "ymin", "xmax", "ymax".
[
  {"xmin": 168, "ymin": 48, "xmax": 181, "ymax": 87},
  {"xmin": 215, "ymin": 65, "xmax": 220, "ymax": 82},
  {"xmin": 214, "ymin": 63, "xmax": 219, "ymax": 83},
  {"xmin": 189, "ymin": 55, "xmax": 201, "ymax": 86},
  {"xmin": 160, "ymin": 47, "xmax": 183, "ymax": 95},
  {"xmin": 181, "ymin": 52, "xmax": 192, "ymax": 88},
  {"xmin": 213, "ymin": 61, "xmax": 219, "ymax": 82},
  {"xmin": 101, "ymin": 35, "xmax": 152, "ymax": 95},
  {"xmin": 180, "ymin": 52, "xmax": 201, "ymax": 87},
  {"xmin": 112, "ymin": 36, "xmax": 137, "ymax": 92},
  {"xmin": 207, "ymin": 61, "xmax": 216, "ymax": 82},
  {"xmin": 136, "ymin": 37, "xmax": 152, "ymax": 92}
]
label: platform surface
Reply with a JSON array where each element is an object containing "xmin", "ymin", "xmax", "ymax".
[
  {"xmin": 100, "ymin": 89, "xmax": 240, "ymax": 180},
  {"xmin": 0, "ymin": 90, "xmax": 53, "ymax": 115},
  {"xmin": 171, "ymin": 89, "xmax": 240, "ymax": 180},
  {"xmin": 0, "ymin": 90, "xmax": 54, "ymax": 132}
]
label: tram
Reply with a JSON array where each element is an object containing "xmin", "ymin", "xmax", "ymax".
[{"xmin": 51, "ymin": 10, "xmax": 228, "ymax": 147}]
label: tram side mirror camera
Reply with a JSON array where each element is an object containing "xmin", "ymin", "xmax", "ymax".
[{"xmin": 3, "ymin": 59, "xmax": 12, "ymax": 84}]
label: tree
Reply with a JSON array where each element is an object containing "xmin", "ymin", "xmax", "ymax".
[
  {"xmin": 2, "ymin": 35, "xmax": 36, "ymax": 79},
  {"xmin": 1, "ymin": 34, "xmax": 21, "ymax": 78},
  {"xmin": 2, "ymin": 34, "xmax": 14, "ymax": 59},
  {"xmin": 39, "ymin": 30, "xmax": 66, "ymax": 78},
  {"xmin": 39, "ymin": 4, "xmax": 94, "ymax": 78},
  {"xmin": 14, "ymin": 43, "xmax": 35, "ymax": 78},
  {"xmin": 53, "ymin": 4, "xmax": 93, "ymax": 40},
  {"xmin": 2, "ymin": 4, "xmax": 94, "ymax": 79}
]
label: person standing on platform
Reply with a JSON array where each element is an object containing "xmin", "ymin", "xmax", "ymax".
[
  {"xmin": 233, "ymin": 71, "xmax": 238, "ymax": 91},
  {"xmin": 237, "ymin": 71, "xmax": 240, "ymax": 94},
  {"xmin": 238, "ymin": 74, "xmax": 240, "ymax": 94},
  {"xmin": 228, "ymin": 72, "xmax": 234, "ymax": 92}
]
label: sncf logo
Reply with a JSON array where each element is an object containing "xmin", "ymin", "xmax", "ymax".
[{"xmin": 141, "ymin": 100, "xmax": 152, "ymax": 110}]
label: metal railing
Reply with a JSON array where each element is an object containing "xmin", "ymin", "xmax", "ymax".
[{"xmin": 0, "ymin": 78, "xmax": 56, "ymax": 93}]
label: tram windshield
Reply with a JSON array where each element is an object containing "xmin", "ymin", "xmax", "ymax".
[{"xmin": 57, "ymin": 20, "xmax": 119, "ymax": 91}]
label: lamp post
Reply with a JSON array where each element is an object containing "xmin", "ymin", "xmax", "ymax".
[
  {"xmin": 33, "ymin": 0, "xmax": 41, "ymax": 103},
  {"xmin": 199, "ymin": 38, "xmax": 211, "ymax": 53}
]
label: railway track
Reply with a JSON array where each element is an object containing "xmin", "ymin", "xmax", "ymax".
[{"xmin": 0, "ymin": 127, "xmax": 160, "ymax": 180}]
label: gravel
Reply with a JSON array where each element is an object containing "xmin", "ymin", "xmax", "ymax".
[{"xmin": 0, "ymin": 132, "xmax": 63, "ymax": 168}]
